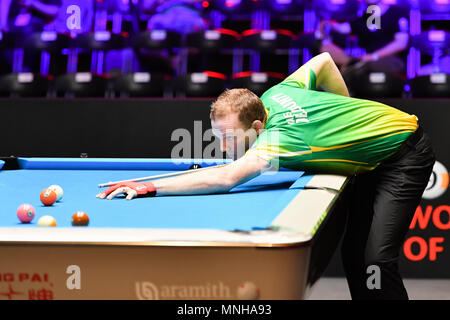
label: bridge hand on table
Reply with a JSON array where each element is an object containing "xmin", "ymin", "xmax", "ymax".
[{"xmin": 96, "ymin": 181, "xmax": 157, "ymax": 200}]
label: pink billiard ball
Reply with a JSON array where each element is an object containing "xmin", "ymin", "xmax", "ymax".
[{"xmin": 17, "ymin": 204, "xmax": 36, "ymax": 223}]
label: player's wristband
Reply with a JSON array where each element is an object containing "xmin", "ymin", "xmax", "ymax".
[{"xmin": 102, "ymin": 181, "xmax": 157, "ymax": 197}]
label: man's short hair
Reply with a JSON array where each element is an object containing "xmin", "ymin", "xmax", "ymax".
[{"xmin": 210, "ymin": 88, "xmax": 267, "ymax": 128}]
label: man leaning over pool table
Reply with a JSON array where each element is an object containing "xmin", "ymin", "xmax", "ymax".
[{"xmin": 96, "ymin": 52, "xmax": 435, "ymax": 300}]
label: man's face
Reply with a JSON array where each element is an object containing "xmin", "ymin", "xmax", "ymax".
[{"xmin": 211, "ymin": 113, "xmax": 260, "ymax": 160}]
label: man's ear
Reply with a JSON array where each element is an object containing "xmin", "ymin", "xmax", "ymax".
[{"xmin": 251, "ymin": 120, "xmax": 265, "ymax": 134}]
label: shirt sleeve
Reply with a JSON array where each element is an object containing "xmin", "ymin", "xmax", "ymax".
[{"xmin": 282, "ymin": 68, "xmax": 317, "ymax": 91}]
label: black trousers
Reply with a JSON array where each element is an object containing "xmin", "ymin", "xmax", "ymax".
[{"xmin": 341, "ymin": 127, "xmax": 436, "ymax": 300}]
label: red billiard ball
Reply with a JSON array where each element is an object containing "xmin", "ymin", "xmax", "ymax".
[
  {"xmin": 17, "ymin": 204, "xmax": 36, "ymax": 223},
  {"xmin": 40, "ymin": 188, "xmax": 57, "ymax": 206},
  {"xmin": 72, "ymin": 211, "xmax": 89, "ymax": 226}
]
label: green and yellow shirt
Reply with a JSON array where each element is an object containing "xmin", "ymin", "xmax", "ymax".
[{"xmin": 246, "ymin": 70, "xmax": 418, "ymax": 175}]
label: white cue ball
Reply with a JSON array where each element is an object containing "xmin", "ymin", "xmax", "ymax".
[{"xmin": 48, "ymin": 185, "xmax": 63, "ymax": 202}]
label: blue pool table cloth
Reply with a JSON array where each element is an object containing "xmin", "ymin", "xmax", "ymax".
[{"xmin": 0, "ymin": 158, "xmax": 311, "ymax": 231}]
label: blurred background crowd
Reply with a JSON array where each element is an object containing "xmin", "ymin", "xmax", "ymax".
[{"xmin": 0, "ymin": 0, "xmax": 449, "ymax": 98}]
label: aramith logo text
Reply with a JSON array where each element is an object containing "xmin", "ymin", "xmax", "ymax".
[
  {"xmin": 136, "ymin": 282, "xmax": 232, "ymax": 300},
  {"xmin": 135, "ymin": 281, "xmax": 260, "ymax": 300}
]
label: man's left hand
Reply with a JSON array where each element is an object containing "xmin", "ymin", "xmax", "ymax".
[{"xmin": 96, "ymin": 181, "xmax": 157, "ymax": 200}]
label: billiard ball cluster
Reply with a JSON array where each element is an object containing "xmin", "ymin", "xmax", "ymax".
[
  {"xmin": 39, "ymin": 185, "xmax": 63, "ymax": 206},
  {"xmin": 16, "ymin": 184, "xmax": 89, "ymax": 227}
]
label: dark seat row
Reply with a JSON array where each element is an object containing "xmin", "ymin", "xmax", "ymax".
[
  {"xmin": 0, "ymin": 29, "xmax": 317, "ymax": 52},
  {"xmin": 2, "ymin": 28, "xmax": 448, "ymax": 60},
  {"xmin": 0, "ymin": 71, "xmax": 286, "ymax": 98},
  {"xmin": 0, "ymin": 71, "xmax": 448, "ymax": 98}
]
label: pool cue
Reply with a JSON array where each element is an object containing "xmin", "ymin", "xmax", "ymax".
[{"xmin": 98, "ymin": 164, "xmax": 228, "ymax": 188}]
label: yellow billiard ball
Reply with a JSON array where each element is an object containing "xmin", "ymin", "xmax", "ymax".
[{"xmin": 37, "ymin": 215, "xmax": 57, "ymax": 227}]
